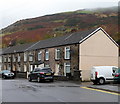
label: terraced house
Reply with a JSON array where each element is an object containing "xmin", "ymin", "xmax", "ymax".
[{"xmin": 1, "ymin": 27, "xmax": 119, "ymax": 81}]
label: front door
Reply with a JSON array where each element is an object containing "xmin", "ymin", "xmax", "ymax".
[{"xmin": 55, "ymin": 64, "xmax": 60, "ymax": 75}]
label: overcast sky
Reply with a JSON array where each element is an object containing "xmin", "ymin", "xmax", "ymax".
[{"xmin": 0, "ymin": 0, "xmax": 119, "ymax": 29}]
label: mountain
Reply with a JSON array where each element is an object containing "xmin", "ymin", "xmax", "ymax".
[{"xmin": 1, "ymin": 6, "xmax": 119, "ymax": 48}]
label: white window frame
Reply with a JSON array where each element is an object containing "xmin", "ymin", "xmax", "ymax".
[
  {"xmin": 4, "ymin": 56, "xmax": 7, "ymax": 62},
  {"xmin": 64, "ymin": 46, "xmax": 70, "ymax": 59},
  {"xmin": 24, "ymin": 53, "xmax": 27, "ymax": 62},
  {"xmin": 29, "ymin": 53, "xmax": 33, "ymax": 62},
  {"xmin": 18, "ymin": 54, "xmax": 21, "ymax": 62},
  {"xmin": 55, "ymin": 49, "xmax": 60, "ymax": 60},
  {"xmin": 64, "ymin": 62, "xmax": 70, "ymax": 76},
  {"xmin": 45, "ymin": 50, "xmax": 49, "ymax": 60},
  {"xmin": 13, "ymin": 55, "xmax": 16, "ymax": 62},
  {"xmin": 38, "ymin": 51, "xmax": 42, "ymax": 61},
  {"xmin": 8, "ymin": 55, "xmax": 11, "ymax": 62},
  {"xmin": 17, "ymin": 64, "xmax": 21, "ymax": 71}
]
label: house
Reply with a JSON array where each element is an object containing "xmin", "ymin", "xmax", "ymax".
[{"xmin": 1, "ymin": 27, "xmax": 119, "ymax": 81}]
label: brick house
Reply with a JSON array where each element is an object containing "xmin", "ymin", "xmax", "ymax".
[{"xmin": 1, "ymin": 27, "xmax": 119, "ymax": 81}]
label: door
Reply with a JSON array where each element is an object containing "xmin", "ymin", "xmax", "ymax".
[{"xmin": 55, "ymin": 64, "xmax": 60, "ymax": 75}]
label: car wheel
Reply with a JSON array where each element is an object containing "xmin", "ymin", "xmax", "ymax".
[
  {"xmin": 28, "ymin": 76, "xmax": 32, "ymax": 82},
  {"xmin": 37, "ymin": 77, "xmax": 40, "ymax": 83},
  {"xmin": 92, "ymin": 81, "xmax": 98, "ymax": 85},
  {"xmin": 3, "ymin": 75, "xmax": 6, "ymax": 79},
  {"xmin": 99, "ymin": 78, "xmax": 105, "ymax": 85},
  {"xmin": 50, "ymin": 79, "xmax": 54, "ymax": 82}
]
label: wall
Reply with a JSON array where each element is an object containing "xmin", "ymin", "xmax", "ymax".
[
  {"xmin": 118, "ymin": 56, "xmax": 120, "ymax": 67},
  {"xmin": 79, "ymin": 30, "xmax": 119, "ymax": 81}
]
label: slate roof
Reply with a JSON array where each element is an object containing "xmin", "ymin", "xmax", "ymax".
[
  {"xmin": 1, "ymin": 27, "xmax": 118, "ymax": 55},
  {"xmin": 2, "ymin": 42, "xmax": 36, "ymax": 54},
  {"xmin": 27, "ymin": 28, "xmax": 98, "ymax": 51}
]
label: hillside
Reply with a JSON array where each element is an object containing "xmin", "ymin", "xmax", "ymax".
[{"xmin": 1, "ymin": 6, "xmax": 119, "ymax": 48}]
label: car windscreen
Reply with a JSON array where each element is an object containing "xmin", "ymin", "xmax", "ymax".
[
  {"xmin": 41, "ymin": 68, "xmax": 52, "ymax": 72},
  {"xmin": 2, "ymin": 70, "xmax": 11, "ymax": 73}
]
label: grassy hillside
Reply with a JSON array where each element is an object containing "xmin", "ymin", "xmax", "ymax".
[{"xmin": 1, "ymin": 6, "xmax": 119, "ymax": 48}]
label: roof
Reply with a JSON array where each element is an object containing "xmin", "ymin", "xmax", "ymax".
[
  {"xmin": 27, "ymin": 28, "xmax": 98, "ymax": 51},
  {"xmin": 1, "ymin": 27, "xmax": 119, "ymax": 55},
  {"xmin": 2, "ymin": 42, "xmax": 36, "ymax": 55}
]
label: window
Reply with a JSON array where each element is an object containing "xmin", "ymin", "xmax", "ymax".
[
  {"xmin": 29, "ymin": 53, "xmax": 33, "ymax": 62},
  {"xmin": 64, "ymin": 62, "xmax": 70, "ymax": 76},
  {"xmin": 18, "ymin": 54, "xmax": 21, "ymax": 62},
  {"xmin": 65, "ymin": 46, "xmax": 70, "ymax": 59},
  {"xmin": 24, "ymin": 53, "xmax": 27, "ymax": 62},
  {"xmin": 4, "ymin": 56, "xmax": 7, "ymax": 62},
  {"xmin": 8, "ymin": 64, "xmax": 11, "ymax": 71},
  {"xmin": 13, "ymin": 55, "xmax": 16, "ymax": 62},
  {"xmin": 45, "ymin": 49, "xmax": 49, "ymax": 60},
  {"xmin": 45, "ymin": 64, "xmax": 50, "ymax": 68},
  {"xmin": 8, "ymin": 55, "xmax": 11, "ymax": 62},
  {"xmin": 38, "ymin": 51, "xmax": 42, "ymax": 61},
  {"xmin": 55, "ymin": 49, "xmax": 60, "ymax": 60},
  {"xmin": 17, "ymin": 64, "xmax": 21, "ymax": 71}
]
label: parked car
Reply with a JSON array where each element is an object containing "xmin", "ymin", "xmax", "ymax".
[
  {"xmin": 28, "ymin": 67, "xmax": 54, "ymax": 82},
  {"xmin": 0, "ymin": 70, "xmax": 15, "ymax": 79},
  {"xmin": 113, "ymin": 68, "xmax": 120, "ymax": 83},
  {"xmin": 91, "ymin": 66, "xmax": 118, "ymax": 85}
]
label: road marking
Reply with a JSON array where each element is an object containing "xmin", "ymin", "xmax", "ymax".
[{"xmin": 80, "ymin": 87, "xmax": 120, "ymax": 96}]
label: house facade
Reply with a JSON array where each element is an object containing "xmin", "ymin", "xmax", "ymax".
[{"xmin": 1, "ymin": 27, "xmax": 119, "ymax": 81}]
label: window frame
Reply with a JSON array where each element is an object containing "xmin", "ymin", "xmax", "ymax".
[
  {"xmin": 64, "ymin": 62, "xmax": 70, "ymax": 76},
  {"xmin": 64, "ymin": 46, "xmax": 70, "ymax": 59},
  {"xmin": 55, "ymin": 48, "xmax": 60, "ymax": 60},
  {"xmin": 45, "ymin": 49, "xmax": 49, "ymax": 61},
  {"xmin": 38, "ymin": 51, "xmax": 42, "ymax": 61}
]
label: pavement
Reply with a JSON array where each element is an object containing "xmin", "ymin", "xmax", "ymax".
[{"xmin": 80, "ymin": 81, "xmax": 120, "ymax": 93}]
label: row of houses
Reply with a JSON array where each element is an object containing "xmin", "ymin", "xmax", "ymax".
[{"xmin": 0, "ymin": 27, "xmax": 119, "ymax": 81}]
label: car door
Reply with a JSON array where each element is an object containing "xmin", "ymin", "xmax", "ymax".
[{"xmin": 31, "ymin": 68, "xmax": 40, "ymax": 80}]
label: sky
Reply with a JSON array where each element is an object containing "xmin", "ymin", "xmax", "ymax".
[{"xmin": 0, "ymin": 0, "xmax": 119, "ymax": 29}]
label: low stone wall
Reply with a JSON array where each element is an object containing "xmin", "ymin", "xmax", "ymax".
[{"xmin": 13, "ymin": 71, "xmax": 27, "ymax": 78}]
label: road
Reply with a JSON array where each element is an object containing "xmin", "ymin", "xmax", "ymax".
[{"xmin": 1, "ymin": 79, "xmax": 119, "ymax": 103}]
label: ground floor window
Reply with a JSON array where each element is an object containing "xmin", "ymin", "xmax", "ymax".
[
  {"xmin": 8, "ymin": 64, "xmax": 11, "ymax": 71},
  {"xmin": 45, "ymin": 64, "xmax": 49, "ymax": 68},
  {"xmin": 12, "ymin": 65, "xmax": 16, "ymax": 71},
  {"xmin": 17, "ymin": 64, "xmax": 21, "ymax": 71},
  {"xmin": 64, "ymin": 62, "xmax": 70, "ymax": 76}
]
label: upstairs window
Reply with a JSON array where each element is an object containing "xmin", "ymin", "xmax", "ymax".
[
  {"xmin": 24, "ymin": 53, "xmax": 27, "ymax": 62},
  {"xmin": 13, "ymin": 55, "xmax": 16, "ymax": 62},
  {"xmin": 18, "ymin": 54, "xmax": 21, "ymax": 62},
  {"xmin": 64, "ymin": 46, "xmax": 70, "ymax": 59},
  {"xmin": 55, "ymin": 49, "xmax": 60, "ymax": 60},
  {"xmin": 4, "ymin": 56, "xmax": 7, "ymax": 62},
  {"xmin": 29, "ymin": 52, "xmax": 33, "ymax": 62},
  {"xmin": 8, "ymin": 55, "xmax": 11, "ymax": 62},
  {"xmin": 45, "ymin": 49, "xmax": 49, "ymax": 60},
  {"xmin": 38, "ymin": 51, "xmax": 42, "ymax": 61}
]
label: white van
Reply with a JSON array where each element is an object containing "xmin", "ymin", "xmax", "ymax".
[{"xmin": 91, "ymin": 66, "xmax": 118, "ymax": 84}]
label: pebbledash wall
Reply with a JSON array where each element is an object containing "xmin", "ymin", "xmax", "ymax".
[{"xmin": 1, "ymin": 27, "xmax": 119, "ymax": 81}]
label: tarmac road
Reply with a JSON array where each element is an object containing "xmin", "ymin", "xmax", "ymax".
[{"xmin": 1, "ymin": 79, "xmax": 119, "ymax": 103}]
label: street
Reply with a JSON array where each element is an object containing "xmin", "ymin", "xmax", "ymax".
[{"xmin": 1, "ymin": 79, "xmax": 120, "ymax": 103}]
